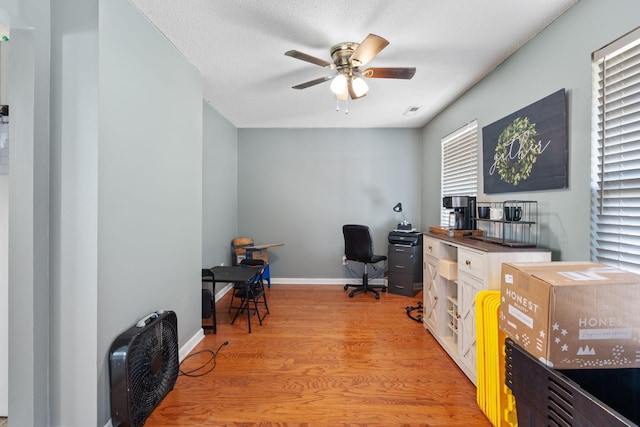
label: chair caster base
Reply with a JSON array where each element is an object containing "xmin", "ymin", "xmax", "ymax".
[{"xmin": 345, "ymin": 285, "xmax": 383, "ymax": 299}]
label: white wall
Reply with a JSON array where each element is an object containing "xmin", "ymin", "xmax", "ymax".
[
  {"xmin": 0, "ymin": 39, "xmax": 8, "ymax": 105},
  {"xmin": 237, "ymin": 128, "xmax": 422, "ymax": 279},
  {"xmin": 421, "ymin": 0, "xmax": 640, "ymax": 261}
]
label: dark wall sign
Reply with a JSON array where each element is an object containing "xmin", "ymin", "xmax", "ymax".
[{"xmin": 482, "ymin": 89, "xmax": 567, "ymax": 194}]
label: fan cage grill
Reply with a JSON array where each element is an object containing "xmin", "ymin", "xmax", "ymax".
[{"xmin": 127, "ymin": 320, "xmax": 179, "ymax": 425}]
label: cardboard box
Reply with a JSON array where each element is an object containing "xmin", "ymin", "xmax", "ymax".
[
  {"xmin": 247, "ymin": 248, "xmax": 269, "ymax": 263},
  {"xmin": 499, "ymin": 261, "xmax": 640, "ymax": 369},
  {"xmin": 438, "ymin": 259, "xmax": 458, "ymax": 281}
]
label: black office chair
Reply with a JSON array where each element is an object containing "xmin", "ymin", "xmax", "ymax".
[{"xmin": 343, "ymin": 224, "xmax": 388, "ymax": 299}]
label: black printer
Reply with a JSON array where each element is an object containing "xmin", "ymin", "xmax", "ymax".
[{"xmin": 388, "ymin": 230, "xmax": 422, "ymax": 246}]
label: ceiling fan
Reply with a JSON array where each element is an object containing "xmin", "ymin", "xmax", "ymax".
[{"xmin": 285, "ymin": 33, "xmax": 416, "ymax": 101}]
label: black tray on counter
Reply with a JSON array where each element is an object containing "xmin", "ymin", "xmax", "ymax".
[{"xmin": 470, "ymin": 235, "xmax": 537, "ymax": 248}]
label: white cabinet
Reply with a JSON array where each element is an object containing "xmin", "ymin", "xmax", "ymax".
[{"xmin": 422, "ymin": 234, "xmax": 551, "ymax": 385}]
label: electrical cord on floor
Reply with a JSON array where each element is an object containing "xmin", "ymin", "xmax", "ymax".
[
  {"xmin": 405, "ymin": 301, "xmax": 423, "ymax": 323},
  {"xmin": 178, "ymin": 341, "xmax": 229, "ymax": 377}
]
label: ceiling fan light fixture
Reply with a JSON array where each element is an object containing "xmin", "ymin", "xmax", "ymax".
[
  {"xmin": 334, "ymin": 89, "xmax": 348, "ymax": 101},
  {"xmin": 351, "ymin": 76, "xmax": 369, "ymax": 98},
  {"xmin": 330, "ymin": 74, "xmax": 347, "ymax": 95}
]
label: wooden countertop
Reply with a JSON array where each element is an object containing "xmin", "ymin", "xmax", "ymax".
[{"xmin": 424, "ymin": 232, "xmax": 549, "ymax": 253}]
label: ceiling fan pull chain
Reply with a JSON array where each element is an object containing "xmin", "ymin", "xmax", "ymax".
[
  {"xmin": 336, "ymin": 98, "xmax": 340, "ymax": 112},
  {"xmin": 345, "ymin": 97, "xmax": 349, "ymax": 114}
]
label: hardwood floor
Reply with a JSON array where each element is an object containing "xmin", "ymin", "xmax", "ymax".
[{"xmin": 146, "ymin": 285, "xmax": 492, "ymax": 426}]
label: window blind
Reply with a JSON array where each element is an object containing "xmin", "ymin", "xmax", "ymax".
[
  {"xmin": 591, "ymin": 27, "xmax": 640, "ymax": 273},
  {"xmin": 441, "ymin": 121, "xmax": 478, "ymax": 226}
]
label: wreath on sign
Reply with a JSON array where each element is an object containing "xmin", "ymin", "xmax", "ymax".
[{"xmin": 495, "ymin": 117, "xmax": 539, "ymax": 186}]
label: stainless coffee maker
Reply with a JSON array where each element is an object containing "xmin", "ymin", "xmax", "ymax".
[{"xmin": 442, "ymin": 196, "xmax": 476, "ymax": 230}]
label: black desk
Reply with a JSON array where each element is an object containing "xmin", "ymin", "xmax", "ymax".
[{"xmin": 209, "ymin": 265, "xmax": 260, "ymax": 333}]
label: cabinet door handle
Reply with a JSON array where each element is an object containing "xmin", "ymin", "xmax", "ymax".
[
  {"xmin": 395, "ymin": 265, "xmax": 405, "ymax": 269},
  {"xmin": 428, "ymin": 245, "xmax": 433, "ymax": 251},
  {"xmin": 465, "ymin": 259, "xmax": 471, "ymax": 266}
]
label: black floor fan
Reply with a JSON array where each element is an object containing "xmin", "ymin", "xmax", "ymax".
[{"xmin": 109, "ymin": 310, "xmax": 179, "ymax": 427}]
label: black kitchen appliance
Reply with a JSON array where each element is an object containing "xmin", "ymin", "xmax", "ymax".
[
  {"xmin": 388, "ymin": 230, "xmax": 422, "ymax": 246},
  {"xmin": 442, "ymin": 195, "xmax": 476, "ymax": 230}
]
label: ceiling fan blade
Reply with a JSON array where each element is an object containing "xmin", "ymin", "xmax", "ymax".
[
  {"xmin": 291, "ymin": 76, "xmax": 333, "ymax": 90},
  {"xmin": 349, "ymin": 34, "xmax": 389, "ymax": 67},
  {"xmin": 362, "ymin": 67, "xmax": 416, "ymax": 79},
  {"xmin": 285, "ymin": 50, "xmax": 333, "ymax": 68}
]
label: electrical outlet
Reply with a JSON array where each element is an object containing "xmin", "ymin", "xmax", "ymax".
[{"xmin": 342, "ymin": 255, "xmax": 348, "ymax": 265}]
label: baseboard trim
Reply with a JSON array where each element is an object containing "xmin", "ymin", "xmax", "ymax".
[
  {"xmin": 272, "ymin": 278, "xmax": 385, "ymax": 285},
  {"xmin": 215, "ymin": 283, "xmax": 233, "ymax": 301},
  {"xmin": 180, "ymin": 328, "xmax": 205, "ymax": 361}
]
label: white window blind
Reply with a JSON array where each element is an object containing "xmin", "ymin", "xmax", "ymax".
[
  {"xmin": 441, "ymin": 121, "xmax": 478, "ymax": 226},
  {"xmin": 591, "ymin": 27, "xmax": 640, "ymax": 273}
]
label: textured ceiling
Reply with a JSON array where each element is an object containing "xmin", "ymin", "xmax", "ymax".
[{"xmin": 130, "ymin": 0, "xmax": 578, "ymax": 128}]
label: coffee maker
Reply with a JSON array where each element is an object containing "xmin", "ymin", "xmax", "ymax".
[{"xmin": 442, "ymin": 195, "xmax": 476, "ymax": 230}]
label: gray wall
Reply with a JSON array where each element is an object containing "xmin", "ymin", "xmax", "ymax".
[
  {"xmin": 1, "ymin": 0, "xmax": 51, "ymax": 425},
  {"xmin": 0, "ymin": 176, "xmax": 5, "ymax": 416},
  {"xmin": 5, "ymin": 0, "xmax": 204, "ymax": 425},
  {"xmin": 97, "ymin": 0, "xmax": 203, "ymax": 425},
  {"xmin": 202, "ymin": 102, "xmax": 238, "ymax": 268},
  {"xmin": 238, "ymin": 128, "xmax": 422, "ymax": 280},
  {"xmin": 0, "ymin": 33, "xmax": 6, "ymax": 419},
  {"xmin": 50, "ymin": 0, "xmax": 98, "ymax": 424},
  {"xmin": 421, "ymin": 0, "xmax": 640, "ymax": 261}
]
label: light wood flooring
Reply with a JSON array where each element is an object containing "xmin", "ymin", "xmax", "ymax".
[{"xmin": 145, "ymin": 285, "xmax": 492, "ymax": 426}]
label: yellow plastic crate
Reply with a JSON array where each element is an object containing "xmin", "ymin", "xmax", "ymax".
[{"xmin": 476, "ymin": 290, "xmax": 517, "ymax": 427}]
